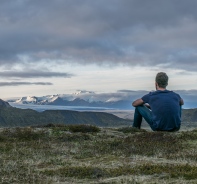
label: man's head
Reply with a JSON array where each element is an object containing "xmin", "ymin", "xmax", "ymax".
[{"xmin": 155, "ymin": 72, "xmax": 168, "ymax": 89}]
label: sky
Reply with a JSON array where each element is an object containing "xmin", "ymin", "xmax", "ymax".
[{"xmin": 1, "ymin": 0, "xmax": 197, "ymax": 100}]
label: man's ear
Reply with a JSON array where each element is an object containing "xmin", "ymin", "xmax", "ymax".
[{"xmin": 155, "ymin": 82, "xmax": 158, "ymax": 90}]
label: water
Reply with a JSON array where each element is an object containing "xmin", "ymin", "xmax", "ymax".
[{"xmin": 9, "ymin": 102, "xmax": 115, "ymax": 112}]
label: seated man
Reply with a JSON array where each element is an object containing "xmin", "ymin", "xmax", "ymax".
[{"xmin": 132, "ymin": 72, "xmax": 184, "ymax": 131}]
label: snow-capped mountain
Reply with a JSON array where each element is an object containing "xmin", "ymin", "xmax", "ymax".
[
  {"xmin": 16, "ymin": 96, "xmax": 38, "ymax": 104},
  {"xmin": 11, "ymin": 90, "xmax": 135, "ymax": 109},
  {"xmin": 5, "ymin": 89, "xmax": 197, "ymax": 109}
]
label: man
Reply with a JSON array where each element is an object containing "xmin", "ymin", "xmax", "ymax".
[{"xmin": 132, "ymin": 72, "xmax": 184, "ymax": 131}]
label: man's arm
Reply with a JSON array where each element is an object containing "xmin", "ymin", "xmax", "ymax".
[
  {"xmin": 132, "ymin": 98, "xmax": 144, "ymax": 107},
  {"xmin": 180, "ymin": 98, "xmax": 184, "ymax": 106}
]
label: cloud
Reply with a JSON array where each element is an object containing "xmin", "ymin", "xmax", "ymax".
[
  {"xmin": 117, "ymin": 90, "xmax": 147, "ymax": 93},
  {"xmin": 175, "ymin": 71, "xmax": 194, "ymax": 75},
  {"xmin": 0, "ymin": 71, "xmax": 73, "ymax": 78},
  {"xmin": 0, "ymin": 82, "xmax": 53, "ymax": 87},
  {"xmin": 79, "ymin": 89, "xmax": 197, "ymax": 109},
  {"xmin": 68, "ymin": 90, "xmax": 149, "ymax": 102},
  {"xmin": 1, "ymin": 0, "xmax": 197, "ymax": 71}
]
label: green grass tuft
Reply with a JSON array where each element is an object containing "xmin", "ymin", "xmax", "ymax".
[
  {"xmin": 1, "ymin": 127, "xmax": 46, "ymax": 141},
  {"xmin": 43, "ymin": 163, "xmax": 197, "ymax": 180},
  {"xmin": 67, "ymin": 124, "xmax": 101, "ymax": 133},
  {"xmin": 117, "ymin": 126, "xmax": 147, "ymax": 133}
]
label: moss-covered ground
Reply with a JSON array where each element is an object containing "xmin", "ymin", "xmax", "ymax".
[{"xmin": 0, "ymin": 124, "xmax": 197, "ymax": 183}]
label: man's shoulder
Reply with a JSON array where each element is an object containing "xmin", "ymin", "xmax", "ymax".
[
  {"xmin": 142, "ymin": 90, "xmax": 181, "ymax": 99},
  {"xmin": 166, "ymin": 90, "xmax": 181, "ymax": 97},
  {"xmin": 157, "ymin": 90, "xmax": 181, "ymax": 100},
  {"xmin": 146, "ymin": 90, "xmax": 160, "ymax": 95},
  {"xmin": 172, "ymin": 92, "xmax": 181, "ymax": 100},
  {"xmin": 141, "ymin": 91, "xmax": 156, "ymax": 101},
  {"xmin": 146, "ymin": 90, "xmax": 180, "ymax": 96}
]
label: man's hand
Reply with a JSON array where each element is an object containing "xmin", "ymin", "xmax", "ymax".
[
  {"xmin": 144, "ymin": 103, "xmax": 151, "ymax": 109},
  {"xmin": 180, "ymin": 98, "xmax": 184, "ymax": 106},
  {"xmin": 132, "ymin": 98, "xmax": 144, "ymax": 107}
]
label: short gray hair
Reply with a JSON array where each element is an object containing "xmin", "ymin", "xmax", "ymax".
[{"xmin": 155, "ymin": 72, "xmax": 168, "ymax": 88}]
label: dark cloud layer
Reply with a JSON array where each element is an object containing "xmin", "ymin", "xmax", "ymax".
[
  {"xmin": 0, "ymin": 0, "xmax": 197, "ymax": 70},
  {"xmin": 0, "ymin": 71, "xmax": 73, "ymax": 78},
  {"xmin": 0, "ymin": 82, "xmax": 53, "ymax": 87}
]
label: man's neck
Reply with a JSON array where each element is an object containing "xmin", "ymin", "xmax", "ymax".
[{"xmin": 157, "ymin": 87, "xmax": 166, "ymax": 91}]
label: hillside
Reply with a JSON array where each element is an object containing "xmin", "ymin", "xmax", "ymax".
[
  {"xmin": 0, "ymin": 103, "xmax": 130, "ymax": 127},
  {"xmin": 0, "ymin": 125, "xmax": 197, "ymax": 183},
  {"xmin": 1, "ymin": 99, "xmax": 197, "ymax": 128},
  {"xmin": 182, "ymin": 108, "xmax": 197, "ymax": 122}
]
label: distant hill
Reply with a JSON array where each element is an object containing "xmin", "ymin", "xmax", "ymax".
[
  {"xmin": 0, "ymin": 99, "xmax": 11, "ymax": 108},
  {"xmin": 182, "ymin": 108, "xmax": 197, "ymax": 123},
  {"xmin": 1, "ymin": 99, "xmax": 197, "ymax": 128},
  {"xmin": 0, "ymin": 100, "xmax": 130, "ymax": 127}
]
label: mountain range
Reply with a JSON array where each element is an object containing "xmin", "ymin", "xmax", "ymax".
[
  {"xmin": 0, "ymin": 99, "xmax": 130, "ymax": 127},
  {"xmin": 0, "ymin": 98, "xmax": 197, "ymax": 128},
  {"xmin": 6, "ymin": 90, "xmax": 197, "ymax": 109},
  {"xmin": 8, "ymin": 91, "xmax": 133, "ymax": 109}
]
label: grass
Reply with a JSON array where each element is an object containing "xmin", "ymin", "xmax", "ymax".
[
  {"xmin": 117, "ymin": 126, "xmax": 147, "ymax": 133},
  {"xmin": 0, "ymin": 125, "xmax": 197, "ymax": 183}
]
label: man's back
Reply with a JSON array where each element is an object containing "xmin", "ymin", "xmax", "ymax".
[
  {"xmin": 142, "ymin": 90, "xmax": 181, "ymax": 131},
  {"xmin": 132, "ymin": 72, "xmax": 183, "ymax": 131}
]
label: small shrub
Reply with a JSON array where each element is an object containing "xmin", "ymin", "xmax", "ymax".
[
  {"xmin": 32, "ymin": 123, "xmax": 66, "ymax": 128},
  {"xmin": 15, "ymin": 128, "xmax": 46, "ymax": 141},
  {"xmin": 0, "ymin": 135, "xmax": 6, "ymax": 142},
  {"xmin": 1, "ymin": 127, "xmax": 46, "ymax": 141},
  {"xmin": 33, "ymin": 124, "xmax": 100, "ymax": 133},
  {"xmin": 122, "ymin": 132, "xmax": 182, "ymax": 157},
  {"xmin": 117, "ymin": 127, "xmax": 147, "ymax": 133},
  {"xmin": 42, "ymin": 164, "xmax": 197, "ymax": 180},
  {"xmin": 192, "ymin": 128, "xmax": 197, "ymax": 132},
  {"xmin": 43, "ymin": 166, "xmax": 107, "ymax": 179},
  {"xmin": 50, "ymin": 124, "xmax": 100, "ymax": 138},
  {"xmin": 178, "ymin": 131, "xmax": 197, "ymax": 140},
  {"xmin": 58, "ymin": 133, "xmax": 91, "ymax": 142},
  {"xmin": 0, "ymin": 142, "xmax": 12, "ymax": 153},
  {"xmin": 41, "ymin": 123, "xmax": 57, "ymax": 128},
  {"xmin": 68, "ymin": 124, "xmax": 100, "ymax": 133}
]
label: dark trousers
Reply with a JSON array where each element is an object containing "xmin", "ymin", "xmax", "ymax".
[{"xmin": 132, "ymin": 105, "xmax": 156, "ymax": 131}]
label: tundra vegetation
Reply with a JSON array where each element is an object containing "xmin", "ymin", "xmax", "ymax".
[{"xmin": 0, "ymin": 124, "xmax": 197, "ymax": 183}]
